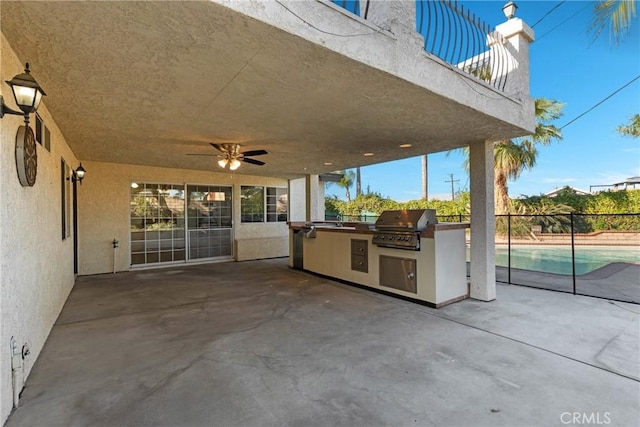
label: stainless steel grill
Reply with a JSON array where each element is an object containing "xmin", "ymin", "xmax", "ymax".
[{"xmin": 372, "ymin": 209, "xmax": 437, "ymax": 250}]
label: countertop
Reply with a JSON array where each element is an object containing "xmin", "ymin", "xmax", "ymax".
[{"xmin": 288, "ymin": 221, "xmax": 469, "ymax": 238}]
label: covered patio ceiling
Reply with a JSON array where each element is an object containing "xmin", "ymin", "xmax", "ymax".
[{"xmin": 2, "ymin": 1, "xmax": 523, "ymax": 179}]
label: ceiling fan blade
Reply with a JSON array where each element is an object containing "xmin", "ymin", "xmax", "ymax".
[
  {"xmin": 242, "ymin": 157, "xmax": 265, "ymax": 166},
  {"xmin": 241, "ymin": 149, "xmax": 268, "ymax": 157},
  {"xmin": 186, "ymin": 153, "xmax": 220, "ymax": 157},
  {"xmin": 210, "ymin": 143, "xmax": 225, "ymax": 152}
]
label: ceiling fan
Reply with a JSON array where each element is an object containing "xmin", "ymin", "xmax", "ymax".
[{"xmin": 187, "ymin": 143, "xmax": 268, "ymax": 170}]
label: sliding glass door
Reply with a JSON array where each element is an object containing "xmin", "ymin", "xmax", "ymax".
[
  {"xmin": 187, "ymin": 185, "xmax": 233, "ymax": 260},
  {"xmin": 130, "ymin": 183, "xmax": 233, "ymax": 267},
  {"xmin": 130, "ymin": 183, "xmax": 186, "ymax": 265}
]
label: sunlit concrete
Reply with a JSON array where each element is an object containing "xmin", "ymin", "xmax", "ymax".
[{"xmin": 6, "ymin": 259, "xmax": 639, "ymax": 426}]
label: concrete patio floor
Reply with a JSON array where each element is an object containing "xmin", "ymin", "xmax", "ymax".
[{"xmin": 6, "ymin": 258, "xmax": 640, "ymax": 427}]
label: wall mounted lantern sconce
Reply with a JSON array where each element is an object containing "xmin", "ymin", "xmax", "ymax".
[
  {"xmin": 502, "ymin": 1, "xmax": 518, "ymax": 20},
  {"xmin": 71, "ymin": 163, "xmax": 87, "ymax": 184},
  {"xmin": 0, "ymin": 63, "xmax": 46, "ymax": 125},
  {"xmin": 1, "ymin": 63, "xmax": 46, "ymax": 187}
]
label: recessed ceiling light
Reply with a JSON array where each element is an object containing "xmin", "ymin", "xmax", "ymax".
[
  {"xmin": 363, "ymin": 152, "xmax": 374, "ymax": 157},
  {"xmin": 400, "ymin": 144, "xmax": 412, "ymax": 148},
  {"xmin": 131, "ymin": 182, "xmax": 139, "ymax": 189},
  {"xmin": 324, "ymin": 162, "xmax": 333, "ymax": 166}
]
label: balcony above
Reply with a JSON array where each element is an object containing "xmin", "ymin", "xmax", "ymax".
[{"xmin": 0, "ymin": 0, "xmax": 535, "ymax": 178}]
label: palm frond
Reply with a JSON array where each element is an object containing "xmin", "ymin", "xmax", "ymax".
[
  {"xmin": 617, "ymin": 113, "xmax": 640, "ymax": 137},
  {"xmin": 590, "ymin": 0, "xmax": 637, "ymax": 44}
]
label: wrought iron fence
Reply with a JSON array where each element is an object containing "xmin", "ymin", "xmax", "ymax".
[
  {"xmin": 326, "ymin": 211, "xmax": 638, "ymax": 304},
  {"xmin": 330, "ymin": 213, "xmax": 378, "ymax": 222},
  {"xmin": 329, "ymin": 0, "xmax": 509, "ymax": 91},
  {"xmin": 331, "ymin": 0, "xmax": 369, "ymax": 18},
  {"xmin": 491, "ymin": 213, "xmax": 640, "ymax": 304},
  {"xmin": 328, "ymin": 213, "xmax": 469, "ymax": 223},
  {"xmin": 437, "ymin": 214, "xmax": 469, "ymax": 223},
  {"xmin": 417, "ymin": 0, "xmax": 509, "ymax": 91}
]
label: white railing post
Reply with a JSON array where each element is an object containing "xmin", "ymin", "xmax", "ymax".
[{"xmin": 494, "ymin": 16, "xmax": 535, "ymax": 101}]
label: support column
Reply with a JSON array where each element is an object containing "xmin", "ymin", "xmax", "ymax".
[
  {"xmin": 421, "ymin": 154, "xmax": 428, "ymax": 199},
  {"xmin": 305, "ymin": 174, "xmax": 322, "ymax": 222},
  {"xmin": 469, "ymin": 140, "xmax": 496, "ymax": 301}
]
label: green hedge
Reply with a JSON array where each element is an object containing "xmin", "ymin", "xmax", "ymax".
[{"xmin": 326, "ymin": 188, "xmax": 640, "ymax": 232}]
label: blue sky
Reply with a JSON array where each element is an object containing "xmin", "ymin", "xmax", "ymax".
[{"xmin": 329, "ymin": 1, "xmax": 640, "ymax": 201}]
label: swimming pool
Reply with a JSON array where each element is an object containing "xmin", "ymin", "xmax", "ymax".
[
  {"xmin": 499, "ymin": 246, "xmax": 639, "ymax": 275},
  {"xmin": 468, "ymin": 246, "xmax": 640, "ymax": 275}
]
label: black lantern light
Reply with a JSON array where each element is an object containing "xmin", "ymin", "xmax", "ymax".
[{"xmin": 0, "ymin": 63, "xmax": 46, "ymax": 125}]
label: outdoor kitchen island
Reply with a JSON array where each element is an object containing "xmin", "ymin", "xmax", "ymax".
[{"xmin": 289, "ymin": 210, "xmax": 470, "ymax": 308}]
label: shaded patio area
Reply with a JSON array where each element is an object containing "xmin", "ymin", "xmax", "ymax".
[{"xmin": 7, "ymin": 259, "xmax": 639, "ymax": 426}]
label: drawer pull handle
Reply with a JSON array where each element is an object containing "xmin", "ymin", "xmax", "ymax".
[{"xmin": 407, "ymin": 272, "xmax": 415, "ymax": 280}]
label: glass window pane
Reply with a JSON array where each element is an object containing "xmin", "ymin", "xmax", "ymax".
[
  {"xmin": 130, "ymin": 182, "xmax": 184, "ymax": 266},
  {"xmin": 266, "ymin": 187, "xmax": 287, "ymax": 222},
  {"xmin": 187, "ymin": 185, "xmax": 233, "ymax": 260},
  {"xmin": 241, "ymin": 186, "xmax": 264, "ymax": 223}
]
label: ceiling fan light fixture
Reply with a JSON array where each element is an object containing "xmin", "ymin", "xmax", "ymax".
[
  {"xmin": 229, "ymin": 159, "xmax": 242, "ymax": 170},
  {"xmin": 218, "ymin": 159, "xmax": 228, "ymax": 168}
]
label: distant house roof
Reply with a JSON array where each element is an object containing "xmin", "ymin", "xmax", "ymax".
[
  {"xmin": 544, "ymin": 186, "xmax": 590, "ymax": 197},
  {"xmin": 613, "ymin": 176, "xmax": 640, "ymax": 187}
]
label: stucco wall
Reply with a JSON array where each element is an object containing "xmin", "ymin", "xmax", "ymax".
[
  {"xmin": 289, "ymin": 178, "xmax": 306, "ymax": 222},
  {"xmin": 1, "ymin": 34, "xmax": 78, "ymax": 424},
  {"xmin": 216, "ymin": 0, "xmax": 535, "ymax": 134},
  {"xmin": 288, "ymin": 177, "xmax": 326, "ymax": 222},
  {"xmin": 78, "ymin": 161, "xmax": 296, "ymax": 275}
]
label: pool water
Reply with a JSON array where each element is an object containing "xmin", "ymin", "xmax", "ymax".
[
  {"xmin": 499, "ymin": 246, "xmax": 640, "ymax": 275},
  {"xmin": 469, "ymin": 246, "xmax": 640, "ymax": 276}
]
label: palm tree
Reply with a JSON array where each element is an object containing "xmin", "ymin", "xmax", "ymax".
[
  {"xmin": 590, "ymin": 0, "xmax": 637, "ymax": 44},
  {"xmin": 356, "ymin": 167, "xmax": 362, "ymax": 197},
  {"xmin": 617, "ymin": 114, "xmax": 640, "ymax": 137},
  {"xmin": 456, "ymin": 98, "xmax": 564, "ymax": 214},
  {"xmin": 493, "ymin": 140, "xmax": 536, "ymax": 214},
  {"xmin": 493, "ymin": 98, "xmax": 564, "ymax": 214},
  {"xmin": 337, "ymin": 169, "xmax": 356, "ymax": 202}
]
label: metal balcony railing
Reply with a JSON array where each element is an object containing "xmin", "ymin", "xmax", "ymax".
[
  {"xmin": 331, "ymin": 0, "xmax": 369, "ymax": 18},
  {"xmin": 417, "ymin": 0, "xmax": 509, "ymax": 92},
  {"xmin": 328, "ymin": 1, "xmax": 510, "ymax": 92}
]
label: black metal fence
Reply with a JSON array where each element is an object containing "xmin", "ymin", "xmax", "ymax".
[
  {"xmin": 331, "ymin": 0, "xmax": 369, "ymax": 18},
  {"xmin": 417, "ymin": 0, "xmax": 509, "ymax": 91},
  {"xmin": 493, "ymin": 213, "xmax": 640, "ymax": 304},
  {"xmin": 329, "ymin": 0, "xmax": 509, "ymax": 92},
  {"xmin": 326, "ymin": 211, "xmax": 639, "ymax": 304}
]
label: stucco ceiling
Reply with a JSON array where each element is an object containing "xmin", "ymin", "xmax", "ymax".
[{"xmin": 2, "ymin": 1, "xmax": 522, "ymax": 179}]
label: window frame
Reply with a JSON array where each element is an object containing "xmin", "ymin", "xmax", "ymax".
[
  {"xmin": 61, "ymin": 158, "xmax": 71, "ymax": 240},
  {"xmin": 240, "ymin": 186, "xmax": 288, "ymax": 223}
]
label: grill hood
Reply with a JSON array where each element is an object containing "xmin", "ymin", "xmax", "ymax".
[{"xmin": 374, "ymin": 209, "xmax": 437, "ymax": 232}]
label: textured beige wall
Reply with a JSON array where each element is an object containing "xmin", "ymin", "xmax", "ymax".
[
  {"xmin": 236, "ymin": 237, "xmax": 289, "ymax": 261},
  {"xmin": 78, "ymin": 161, "xmax": 291, "ymax": 275},
  {"xmin": 289, "ymin": 178, "xmax": 306, "ymax": 222},
  {"xmin": 1, "ymin": 34, "xmax": 78, "ymax": 424}
]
